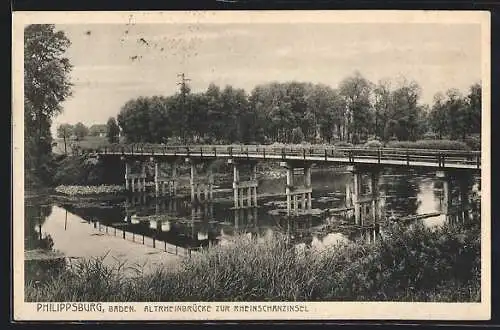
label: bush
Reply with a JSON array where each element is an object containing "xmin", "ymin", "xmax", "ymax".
[
  {"xmin": 422, "ymin": 131, "xmax": 438, "ymax": 140},
  {"xmin": 26, "ymin": 220, "xmax": 480, "ymax": 302},
  {"xmin": 334, "ymin": 141, "xmax": 354, "ymax": 148},
  {"xmin": 464, "ymin": 135, "xmax": 481, "ymax": 151},
  {"xmin": 386, "ymin": 140, "xmax": 470, "ymax": 151},
  {"xmin": 53, "ymin": 154, "xmax": 124, "ymax": 186},
  {"xmin": 363, "ymin": 140, "xmax": 383, "ymax": 149}
]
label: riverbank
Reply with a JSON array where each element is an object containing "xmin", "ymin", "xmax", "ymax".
[{"xmin": 25, "ymin": 219, "xmax": 480, "ymax": 302}]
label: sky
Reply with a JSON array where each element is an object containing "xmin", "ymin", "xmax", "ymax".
[{"xmin": 51, "ymin": 22, "xmax": 482, "ymax": 135}]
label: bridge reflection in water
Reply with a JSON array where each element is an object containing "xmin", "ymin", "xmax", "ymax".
[{"xmin": 69, "ymin": 175, "xmax": 477, "ymax": 258}]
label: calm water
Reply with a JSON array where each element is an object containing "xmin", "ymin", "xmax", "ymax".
[{"xmin": 25, "ymin": 168, "xmax": 481, "ymax": 264}]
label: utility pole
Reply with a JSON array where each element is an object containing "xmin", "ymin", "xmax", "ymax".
[
  {"xmin": 177, "ymin": 73, "xmax": 191, "ymax": 143},
  {"xmin": 177, "ymin": 73, "xmax": 191, "ymax": 100}
]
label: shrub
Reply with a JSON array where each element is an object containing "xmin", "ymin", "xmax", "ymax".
[
  {"xmin": 363, "ymin": 140, "xmax": 383, "ymax": 149},
  {"xmin": 422, "ymin": 131, "xmax": 438, "ymax": 140},
  {"xmin": 53, "ymin": 154, "xmax": 124, "ymax": 186},
  {"xmin": 386, "ymin": 140, "xmax": 470, "ymax": 151},
  {"xmin": 26, "ymin": 220, "xmax": 480, "ymax": 302},
  {"xmin": 464, "ymin": 135, "xmax": 481, "ymax": 151},
  {"xmin": 334, "ymin": 141, "xmax": 354, "ymax": 148}
]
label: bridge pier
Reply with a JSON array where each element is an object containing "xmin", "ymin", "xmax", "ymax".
[
  {"xmin": 281, "ymin": 161, "xmax": 312, "ymax": 216},
  {"xmin": 436, "ymin": 171, "xmax": 453, "ymax": 223},
  {"xmin": 437, "ymin": 170, "xmax": 475, "ymax": 224},
  {"xmin": 347, "ymin": 165, "xmax": 382, "ymax": 226},
  {"xmin": 229, "ymin": 159, "xmax": 258, "ymax": 209},
  {"xmin": 152, "ymin": 158, "xmax": 178, "ymax": 196},
  {"xmin": 186, "ymin": 158, "xmax": 214, "ymax": 203},
  {"xmin": 123, "ymin": 160, "xmax": 147, "ymax": 193}
]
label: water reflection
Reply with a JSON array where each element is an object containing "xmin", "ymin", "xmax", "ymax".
[{"xmin": 25, "ymin": 169, "xmax": 481, "ymax": 265}]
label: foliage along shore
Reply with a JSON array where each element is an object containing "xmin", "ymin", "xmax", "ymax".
[{"xmin": 25, "ymin": 219, "xmax": 480, "ymax": 302}]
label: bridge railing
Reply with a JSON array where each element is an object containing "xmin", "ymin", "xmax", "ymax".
[{"xmin": 93, "ymin": 144, "xmax": 481, "ymax": 168}]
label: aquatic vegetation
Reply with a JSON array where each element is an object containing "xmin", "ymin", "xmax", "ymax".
[{"xmin": 54, "ymin": 185, "xmax": 125, "ymax": 196}]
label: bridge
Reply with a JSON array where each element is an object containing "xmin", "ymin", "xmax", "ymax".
[
  {"xmin": 92, "ymin": 144, "xmax": 481, "ymax": 170},
  {"xmin": 90, "ymin": 144, "xmax": 481, "ymax": 226}
]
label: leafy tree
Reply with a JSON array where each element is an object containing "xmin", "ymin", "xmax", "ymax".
[
  {"xmin": 56, "ymin": 123, "xmax": 73, "ymax": 154},
  {"xmin": 465, "ymin": 83, "xmax": 481, "ymax": 135},
  {"xmin": 89, "ymin": 124, "xmax": 107, "ymax": 136},
  {"xmin": 73, "ymin": 122, "xmax": 89, "ymax": 141},
  {"xmin": 444, "ymin": 89, "xmax": 467, "ymax": 140},
  {"xmin": 106, "ymin": 117, "xmax": 120, "ymax": 143},
  {"xmin": 339, "ymin": 72, "xmax": 374, "ymax": 143},
  {"xmin": 429, "ymin": 92, "xmax": 448, "ymax": 139},
  {"xmin": 373, "ymin": 79, "xmax": 392, "ymax": 140},
  {"xmin": 24, "ymin": 24, "xmax": 72, "ymax": 186},
  {"xmin": 390, "ymin": 79, "xmax": 422, "ymax": 141},
  {"xmin": 291, "ymin": 127, "xmax": 305, "ymax": 144}
]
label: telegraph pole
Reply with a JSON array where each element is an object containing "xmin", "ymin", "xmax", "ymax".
[
  {"xmin": 177, "ymin": 73, "xmax": 191, "ymax": 99},
  {"xmin": 177, "ymin": 73, "xmax": 191, "ymax": 143}
]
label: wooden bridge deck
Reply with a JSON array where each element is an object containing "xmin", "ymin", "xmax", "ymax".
[{"xmin": 92, "ymin": 144, "xmax": 481, "ymax": 171}]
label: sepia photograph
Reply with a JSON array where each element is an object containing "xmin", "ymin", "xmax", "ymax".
[{"xmin": 12, "ymin": 11, "xmax": 490, "ymax": 320}]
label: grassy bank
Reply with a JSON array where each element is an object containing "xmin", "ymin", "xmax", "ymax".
[{"xmin": 26, "ymin": 220, "xmax": 480, "ymax": 302}]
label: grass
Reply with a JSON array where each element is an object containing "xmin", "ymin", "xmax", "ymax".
[{"xmin": 25, "ymin": 219, "xmax": 480, "ymax": 302}]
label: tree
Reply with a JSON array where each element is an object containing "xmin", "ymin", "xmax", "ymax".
[
  {"xmin": 429, "ymin": 92, "xmax": 448, "ymax": 139},
  {"xmin": 73, "ymin": 122, "xmax": 89, "ymax": 141},
  {"xmin": 106, "ymin": 117, "xmax": 120, "ymax": 143},
  {"xmin": 373, "ymin": 79, "xmax": 393, "ymax": 140},
  {"xmin": 56, "ymin": 123, "xmax": 73, "ymax": 154},
  {"xmin": 390, "ymin": 79, "xmax": 422, "ymax": 141},
  {"xmin": 24, "ymin": 24, "xmax": 72, "ymax": 186},
  {"xmin": 339, "ymin": 72, "xmax": 374, "ymax": 143},
  {"xmin": 89, "ymin": 124, "xmax": 107, "ymax": 136},
  {"xmin": 291, "ymin": 127, "xmax": 305, "ymax": 144},
  {"xmin": 465, "ymin": 83, "xmax": 481, "ymax": 135},
  {"xmin": 444, "ymin": 89, "xmax": 467, "ymax": 140}
]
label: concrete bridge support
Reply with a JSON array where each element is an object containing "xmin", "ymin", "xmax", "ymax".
[
  {"xmin": 124, "ymin": 161, "xmax": 147, "ymax": 193},
  {"xmin": 229, "ymin": 159, "xmax": 258, "ymax": 209},
  {"xmin": 281, "ymin": 162, "xmax": 312, "ymax": 216}
]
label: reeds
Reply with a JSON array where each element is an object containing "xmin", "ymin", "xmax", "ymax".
[{"xmin": 25, "ymin": 221, "xmax": 480, "ymax": 302}]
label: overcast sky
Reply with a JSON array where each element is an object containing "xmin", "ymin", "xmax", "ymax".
[{"xmin": 52, "ymin": 22, "xmax": 481, "ymax": 133}]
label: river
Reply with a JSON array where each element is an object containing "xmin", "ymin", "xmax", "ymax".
[{"xmin": 24, "ymin": 167, "xmax": 481, "ymax": 275}]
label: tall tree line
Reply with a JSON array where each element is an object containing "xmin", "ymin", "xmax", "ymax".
[{"xmin": 117, "ymin": 73, "xmax": 481, "ymax": 145}]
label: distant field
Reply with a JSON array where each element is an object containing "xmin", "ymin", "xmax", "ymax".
[{"xmin": 53, "ymin": 136, "xmax": 119, "ymax": 154}]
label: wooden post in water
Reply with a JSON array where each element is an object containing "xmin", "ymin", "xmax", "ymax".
[
  {"xmin": 285, "ymin": 164, "xmax": 294, "ymax": 216},
  {"xmin": 436, "ymin": 171, "xmax": 451, "ymax": 223},
  {"xmin": 459, "ymin": 176, "xmax": 470, "ymax": 223},
  {"xmin": 141, "ymin": 163, "xmax": 146, "ymax": 193},
  {"xmin": 125, "ymin": 162, "xmax": 130, "ymax": 190},
  {"xmin": 371, "ymin": 170, "xmax": 381, "ymax": 224},
  {"xmin": 233, "ymin": 162, "xmax": 239, "ymax": 208},
  {"xmin": 305, "ymin": 165, "xmax": 312, "ymax": 210},
  {"xmin": 208, "ymin": 166, "xmax": 214, "ymax": 200},
  {"xmin": 252, "ymin": 163, "xmax": 258, "ymax": 207},
  {"xmin": 190, "ymin": 161, "xmax": 196, "ymax": 202},
  {"xmin": 154, "ymin": 161, "xmax": 159, "ymax": 196},
  {"xmin": 349, "ymin": 166, "xmax": 361, "ymax": 225},
  {"xmin": 172, "ymin": 163, "xmax": 178, "ymax": 196}
]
